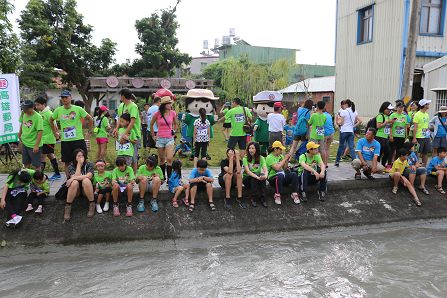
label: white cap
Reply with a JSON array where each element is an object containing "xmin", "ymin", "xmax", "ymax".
[
  {"xmin": 387, "ymin": 104, "xmax": 394, "ymax": 110},
  {"xmin": 419, "ymin": 99, "xmax": 432, "ymax": 106},
  {"xmin": 253, "ymin": 91, "xmax": 283, "ymax": 103}
]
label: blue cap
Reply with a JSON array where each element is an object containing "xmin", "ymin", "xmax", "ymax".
[{"xmin": 60, "ymin": 90, "xmax": 71, "ymax": 97}]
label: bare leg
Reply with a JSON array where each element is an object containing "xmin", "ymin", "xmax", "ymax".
[
  {"xmin": 392, "ymin": 172, "xmax": 400, "ymax": 187},
  {"xmin": 82, "ymin": 179, "xmax": 94, "ymax": 202},
  {"xmin": 206, "ymin": 182, "xmax": 213, "ymax": 202},
  {"xmin": 190, "ymin": 185, "xmax": 197, "ymax": 205},
  {"xmin": 408, "ymin": 173, "xmax": 416, "ymax": 186},
  {"xmin": 97, "ymin": 193, "xmax": 104, "ymax": 204},
  {"xmin": 172, "ymin": 186, "xmax": 183, "ymax": 203},
  {"xmin": 152, "ymin": 176, "xmax": 161, "ymax": 198},
  {"xmin": 126, "ymin": 184, "xmax": 133, "ymax": 203},
  {"xmin": 236, "ymin": 173, "xmax": 243, "ymax": 198},
  {"xmin": 402, "ymin": 176, "xmax": 419, "ymax": 202},
  {"xmin": 66, "ymin": 180, "xmax": 80, "ymax": 204},
  {"xmin": 437, "ymin": 170, "xmax": 444, "ymax": 188},
  {"xmin": 112, "ymin": 183, "xmax": 119, "ymax": 203},
  {"xmin": 419, "ymin": 174, "xmax": 426, "ymax": 188},
  {"xmin": 224, "ymin": 173, "xmax": 232, "ymax": 198}
]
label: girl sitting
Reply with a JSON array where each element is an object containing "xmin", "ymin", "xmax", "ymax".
[
  {"xmin": 26, "ymin": 170, "xmax": 50, "ymax": 214},
  {"xmin": 111, "ymin": 157, "xmax": 136, "ymax": 217},
  {"xmin": 168, "ymin": 159, "xmax": 190, "ymax": 208},
  {"xmin": 218, "ymin": 148, "xmax": 244, "ymax": 209},
  {"xmin": 136, "ymin": 155, "xmax": 164, "ymax": 213},
  {"xmin": 243, "ymin": 142, "xmax": 268, "ymax": 207},
  {"xmin": 93, "ymin": 159, "xmax": 112, "ymax": 214}
]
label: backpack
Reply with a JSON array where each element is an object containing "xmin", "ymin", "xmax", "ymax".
[
  {"xmin": 293, "ymin": 109, "xmax": 310, "ymax": 137},
  {"xmin": 366, "ymin": 113, "xmax": 385, "ymax": 131},
  {"xmin": 295, "ymin": 140, "xmax": 308, "ymax": 159}
]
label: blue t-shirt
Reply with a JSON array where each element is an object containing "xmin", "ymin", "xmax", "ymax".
[
  {"xmin": 436, "ymin": 117, "xmax": 447, "ymax": 137},
  {"xmin": 324, "ymin": 112, "xmax": 335, "ymax": 136},
  {"xmin": 147, "ymin": 105, "xmax": 159, "ymax": 132},
  {"xmin": 297, "ymin": 107, "xmax": 311, "ymax": 121},
  {"xmin": 189, "ymin": 168, "xmax": 213, "ymax": 179},
  {"xmin": 284, "ymin": 125, "xmax": 294, "ymax": 145},
  {"xmin": 355, "ymin": 138, "xmax": 381, "ymax": 161},
  {"xmin": 407, "ymin": 151, "xmax": 419, "ymax": 166},
  {"xmin": 168, "ymin": 171, "xmax": 181, "ymax": 192},
  {"xmin": 427, "ymin": 156, "xmax": 446, "ymax": 173}
]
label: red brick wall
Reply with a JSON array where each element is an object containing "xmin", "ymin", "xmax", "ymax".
[{"xmin": 282, "ymin": 92, "xmax": 334, "ymax": 115}]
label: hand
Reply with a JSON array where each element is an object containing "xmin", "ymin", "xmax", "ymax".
[
  {"xmin": 412, "ymin": 138, "xmax": 417, "ymax": 144},
  {"xmin": 66, "ymin": 178, "xmax": 74, "ymax": 187},
  {"xmin": 76, "ymin": 154, "xmax": 85, "ymax": 165},
  {"xmin": 0, "ymin": 199, "xmax": 5, "ymax": 209},
  {"xmin": 228, "ymin": 151, "xmax": 235, "ymax": 159},
  {"xmin": 152, "ymin": 134, "xmax": 157, "ymax": 142},
  {"xmin": 284, "ymin": 153, "xmax": 291, "ymax": 160},
  {"xmin": 259, "ymin": 175, "xmax": 267, "ymax": 181},
  {"xmin": 55, "ymin": 132, "xmax": 61, "ymax": 141},
  {"xmin": 112, "ymin": 128, "xmax": 118, "ymax": 138},
  {"xmin": 389, "ymin": 136, "xmax": 394, "ymax": 142},
  {"xmin": 33, "ymin": 145, "xmax": 39, "ymax": 153}
]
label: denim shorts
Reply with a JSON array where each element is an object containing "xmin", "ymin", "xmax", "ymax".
[{"xmin": 156, "ymin": 137, "xmax": 175, "ymax": 148}]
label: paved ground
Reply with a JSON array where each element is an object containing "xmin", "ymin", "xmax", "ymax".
[{"xmin": 0, "ymin": 161, "xmax": 386, "ymax": 196}]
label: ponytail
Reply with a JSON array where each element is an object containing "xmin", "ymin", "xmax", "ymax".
[{"xmin": 199, "ymin": 108, "xmax": 206, "ymax": 124}]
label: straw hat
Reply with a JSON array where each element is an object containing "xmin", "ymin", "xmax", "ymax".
[
  {"xmin": 160, "ymin": 96, "xmax": 174, "ymax": 105},
  {"xmin": 182, "ymin": 89, "xmax": 219, "ymax": 100},
  {"xmin": 438, "ymin": 106, "xmax": 447, "ymax": 113}
]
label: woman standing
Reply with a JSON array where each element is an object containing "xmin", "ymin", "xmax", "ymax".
[
  {"xmin": 94, "ymin": 106, "xmax": 110, "ymax": 161},
  {"xmin": 375, "ymin": 101, "xmax": 395, "ymax": 168},
  {"xmin": 323, "ymin": 109, "xmax": 335, "ymax": 167},
  {"xmin": 334, "ymin": 99, "xmax": 361, "ymax": 166},
  {"xmin": 150, "ymin": 96, "xmax": 178, "ymax": 181},
  {"xmin": 429, "ymin": 105, "xmax": 447, "ymax": 155},
  {"xmin": 389, "ymin": 101, "xmax": 408, "ymax": 162},
  {"xmin": 193, "ymin": 108, "xmax": 211, "ymax": 168}
]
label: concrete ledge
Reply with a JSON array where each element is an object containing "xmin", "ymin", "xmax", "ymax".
[{"xmin": 2, "ymin": 178, "xmax": 447, "ymax": 246}]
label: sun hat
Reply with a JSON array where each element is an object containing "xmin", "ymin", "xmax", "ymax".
[
  {"xmin": 160, "ymin": 96, "xmax": 174, "ymax": 105},
  {"xmin": 271, "ymin": 141, "xmax": 285, "ymax": 150},
  {"xmin": 306, "ymin": 141, "xmax": 320, "ymax": 150},
  {"xmin": 438, "ymin": 106, "xmax": 447, "ymax": 113},
  {"xmin": 182, "ymin": 89, "xmax": 219, "ymax": 100},
  {"xmin": 152, "ymin": 88, "xmax": 176, "ymax": 100}
]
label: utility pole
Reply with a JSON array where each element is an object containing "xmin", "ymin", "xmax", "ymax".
[{"xmin": 402, "ymin": 0, "xmax": 421, "ymax": 103}]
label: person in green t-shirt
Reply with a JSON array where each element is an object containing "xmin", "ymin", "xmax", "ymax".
[
  {"xmin": 34, "ymin": 96, "xmax": 62, "ymax": 181},
  {"xmin": 94, "ymin": 106, "xmax": 111, "ymax": 161},
  {"xmin": 26, "ymin": 170, "xmax": 50, "ymax": 214},
  {"xmin": 111, "ymin": 157, "xmax": 136, "ymax": 217},
  {"xmin": 407, "ymin": 101, "xmax": 418, "ymax": 138},
  {"xmin": 116, "ymin": 113, "xmax": 137, "ymax": 166},
  {"xmin": 243, "ymin": 141, "xmax": 268, "ymax": 207},
  {"xmin": 0, "ymin": 168, "xmax": 34, "ymax": 227},
  {"xmin": 308, "ymin": 101, "xmax": 327, "ymax": 154},
  {"xmin": 19, "ymin": 100, "xmax": 43, "ymax": 170},
  {"xmin": 220, "ymin": 103, "xmax": 231, "ymax": 141},
  {"xmin": 298, "ymin": 141, "xmax": 327, "ymax": 201},
  {"xmin": 412, "ymin": 99, "xmax": 432, "ymax": 165},
  {"xmin": 136, "ymin": 155, "xmax": 164, "ymax": 213},
  {"xmin": 50, "ymin": 90, "xmax": 93, "ymax": 176},
  {"xmin": 93, "ymin": 160, "xmax": 112, "ymax": 214},
  {"xmin": 389, "ymin": 101, "xmax": 409, "ymax": 161},
  {"xmin": 375, "ymin": 102, "xmax": 395, "ymax": 168},
  {"xmin": 265, "ymin": 141, "xmax": 300, "ymax": 205},
  {"xmin": 225, "ymin": 98, "xmax": 252, "ymax": 153}
]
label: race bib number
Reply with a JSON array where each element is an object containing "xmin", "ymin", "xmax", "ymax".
[
  {"xmin": 30, "ymin": 184, "xmax": 43, "ymax": 193},
  {"xmin": 197, "ymin": 127, "xmax": 207, "ymax": 137},
  {"xmin": 422, "ymin": 128, "xmax": 431, "ymax": 138},
  {"xmin": 63, "ymin": 126, "xmax": 76, "ymax": 139},
  {"xmin": 383, "ymin": 126, "xmax": 390, "ymax": 135},
  {"xmin": 234, "ymin": 114, "xmax": 245, "ymax": 123},
  {"xmin": 10, "ymin": 187, "xmax": 26, "ymax": 197},
  {"xmin": 118, "ymin": 142, "xmax": 131, "ymax": 151},
  {"xmin": 395, "ymin": 126, "xmax": 405, "ymax": 136},
  {"xmin": 316, "ymin": 126, "xmax": 324, "ymax": 136}
]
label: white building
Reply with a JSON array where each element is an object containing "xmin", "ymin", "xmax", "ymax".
[
  {"xmin": 187, "ymin": 56, "xmax": 219, "ymax": 75},
  {"xmin": 423, "ymin": 55, "xmax": 447, "ymax": 109},
  {"xmin": 335, "ymin": 0, "xmax": 447, "ymax": 117}
]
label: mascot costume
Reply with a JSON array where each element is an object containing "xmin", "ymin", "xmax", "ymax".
[
  {"xmin": 253, "ymin": 91, "xmax": 283, "ymax": 155},
  {"xmin": 182, "ymin": 89, "xmax": 219, "ymax": 160}
]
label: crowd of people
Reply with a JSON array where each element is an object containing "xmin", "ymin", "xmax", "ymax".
[{"xmin": 1, "ymin": 87, "xmax": 444, "ymax": 227}]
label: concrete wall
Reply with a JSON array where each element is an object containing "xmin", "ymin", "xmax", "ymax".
[{"xmin": 188, "ymin": 56, "xmax": 219, "ymax": 75}]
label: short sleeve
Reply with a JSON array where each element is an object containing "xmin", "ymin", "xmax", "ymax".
[
  {"xmin": 128, "ymin": 167, "xmax": 135, "ymax": 181},
  {"xmin": 189, "ymin": 169, "xmax": 197, "ymax": 179},
  {"xmin": 137, "ymin": 166, "xmax": 144, "ymax": 177},
  {"xmin": 78, "ymin": 106, "xmax": 88, "ymax": 118},
  {"xmin": 373, "ymin": 142, "xmax": 381, "ymax": 155},
  {"xmin": 52, "ymin": 108, "xmax": 59, "ymax": 120},
  {"xmin": 356, "ymin": 139, "xmax": 363, "ymax": 151},
  {"xmin": 298, "ymin": 154, "xmax": 306, "ymax": 164},
  {"xmin": 376, "ymin": 114, "xmax": 384, "ymax": 124},
  {"xmin": 36, "ymin": 113, "xmax": 44, "ymax": 131},
  {"xmin": 68, "ymin": 163, "xmax": 76, "ymax": 177},
  {"xmin": 129, "ymin": 104, "xmax": 139, "ymax": 119},
  {"xmin": 260, "ymin": 156, "xmax": 267, "ymax": 168},
  {"xmin": 242, "ymin": 157, "xmax": 248, "ymax": 167},
  {"xmin": 205, "ymin": 169, "xmax": 213, "ymax": 178}
]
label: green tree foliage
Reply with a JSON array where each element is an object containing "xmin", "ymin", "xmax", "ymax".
[
  {"xmin": 0, "ymin": 0, "xmax": 20, "ymax": 73},
  {"xmin": 18, "ymin": 0, "xmax": 117, "ymax": 111}
]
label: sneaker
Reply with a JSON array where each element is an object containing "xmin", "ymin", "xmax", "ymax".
[
  {"xmin": 96, "ymin": 204, "xmax": 103, "ymax": 214},
  {"xmin": 301, "ymin": 192, "xmax": 308, "ymax": 202},
  {"xmin": 274, "ymin": 196, "xmax": 281, "ymax": 205},
  {"xmin": 237, "ymin": 198, "xmax": 247, "ymax": 209},
  {"xmin": 25, "ymin": 204, "xmax": 33, "ymax": 212},
  {"xmin": 48, "ymin": 173, "xmax": 62, "ymax": 181},
  {"xmin": 392, "ymin": 186, "xmax": 398, "ymax": 194},
  {"xmin": 35, "ymin": 205, "xmax": 43, "ymax": 214},
  {"xmin": 126, "ymin": 205, "xmax": 133, "ymax": 217},
  {"xmin": 151, "ymin": 199, "xmax": 159, "ymax": 213},
  {"xmin": 5, "ymin": 218, "xmax": 16, "ymax": 228},
  {"xmin": 334, "ymin": 162, "xmax": 340, "ymax": 167},
  {"xmin": 293, "ymin": 194, "xmax": 301, "ymax": 204},
  {"xmin": 260, "ymin": 198, "xmax": 268, "ymax": 208},
  {"xmin": 103, "ymin": 202, "xmax": 110, "ymax": 212},
  {"xmin": 224, "ymin": 198, "xmax": 232, "ymax": 210},
  {"xmin": 13, "ymin": 215, "xmax": 22, "ymax": 225},
  {"xmin": 137, "ymin": 199, "xmax": 145, "ymax": 212},
  {"xmin": 113, "ymin": 204, "xmax": 120, "ymax": 217},
  {"xmin": 318, "ymin": 191, "xmax": 326, "ymax": 201}
]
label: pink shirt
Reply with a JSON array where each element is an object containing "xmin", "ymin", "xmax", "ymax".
[{"xmin": 153, "ymin": 110, "xmax": 176, "ymax": 138}]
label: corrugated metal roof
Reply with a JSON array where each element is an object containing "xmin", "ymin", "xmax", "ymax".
[{"xmin": 279, "ymin": 76, "xmax": 335, "ymax": 93}]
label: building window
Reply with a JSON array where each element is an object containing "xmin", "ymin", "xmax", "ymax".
[
  {"xmin": 435, "ymin": 90, "xmax": 447, "ymax": 111},
  {"xmin": 322, "ymin": 96, "xmax": 331, "ymax": 103},
  {"xmin": 420, "ymin": 0, "xmax": 445, "ymax": 35},
  {"xmin": 108, "ymin": 99, "xmax": 117, "ymax": 111},
  {"xmin": 357, "ymin": 5, "xmax": 374, "ymax": 44}
]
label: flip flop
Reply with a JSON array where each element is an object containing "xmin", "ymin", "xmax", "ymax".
[
  {"xmin": 172, "ymin": 200, "xmax": 179, "ymax": 208},
  {"xmin": 181, "ymin": 196, "xmax": 189, "ymax": 206}
]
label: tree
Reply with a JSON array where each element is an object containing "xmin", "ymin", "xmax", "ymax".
[
  {"xmin": 0, "ymin": 0, "xmax": 20, "ymax": 73},
  {"xmin": 18, "ymin": 0, "xmax": 117, "ymax": 111}
]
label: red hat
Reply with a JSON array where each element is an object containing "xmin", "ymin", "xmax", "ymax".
[
  {"xmin": 274, "ymin": 102, "xmax": 284, "ymax": 108},
  {"xmin": 152, "ymin": 88, "xmax": 176, "ymax": 101},
  {"xmin": 99, "ymin": 105, "xmax": 108, "ymax": 112}
]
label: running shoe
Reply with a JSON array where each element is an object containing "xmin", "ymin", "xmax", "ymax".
[
  {"xmin": 151, "ymin": 199, "xmax": 159, "ymax": 213},
  {"xmin": 113, "ymin": 204, "xmax": 120, "ymax": 217},
  {"xmin": 137, "ymin": 199, "xmax": 145, "ymax": 212},
  {"xmin": 48, "ymin": 174, "xmax": 62, "ymax": 181},
  {"xmin": 126, "ymin": 204, "xmax": 133, "ymax": 217}
]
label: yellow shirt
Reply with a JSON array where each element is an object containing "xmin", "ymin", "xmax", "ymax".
[
  {"xmin": 413, "ymin": 111, "xmax": 430, "ymax": 139},
  {"xmin": 391, "ymin": 158, "xmax": 409, "ymax": 175}
]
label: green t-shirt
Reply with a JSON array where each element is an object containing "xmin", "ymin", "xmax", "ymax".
[
  {"xmin": 225, "ymin": 106, "xmax": 252, "ymax": 137},
  {"xmin": 375, "ymin": 114, "xmax": 390, "ymax": 138},
  {"xmin": 298, "ymin": 153, "xmax": 323, "ymax": 175},
  {"xmin": 95, "ymin": 116, "xmax": 109, "ymax": 138},
  {"xmin": 118, "ymin": 102, "xmax": 141, "ymax": 139},
  {"xmin": 137, "ymin": 165, "xmax": 164, "ymax": 180},
  {"xmin": 117, "ymin": 127, "xmax": 136, "ymax": 157},
  {"xmin": 254, "ymin": 118, "xmax": 269, "ymax": 143},
  {"xmin": 266, "ymin": 153, "xmax": 284, "ymax": 179},
  {"xmin": 308, "ymin": 112, "xmax": 327, "ymax": 140},
  {"xmin": 6, "ymin": 169, "xmax": 35, "ymax": 189},
  {"xmin": 112, "ymin": 166, "xmax": 135, "ymax": 184},
  {"xmin": 223, "ymin": 108, "xmax": 231, "ymax": 124},
  {"xmin": 52, "ymin": 105, "xmax": 88, "ymax": 141},
  {"xmin": 413, "ymin": 111, "xmax": 430, "ymax": 139},
  {"xmin": 39, "ymin": 108, "xmax": 56, "ymax": 145},
  {"xmin": 20, "ymin": 111, "xmax": 43, "ymax": 148},
  {"xmin": 390, "ymin": 112, "xmax": 408, "ymax": 138},
  {"xmin": 93, "ymin": 171, "xmax": 112, "ymax": 189},
  {"xmin": 243, "ymin": 155, "xmax": 267, "ymax": 177},
  {"xmin": 30, "ymin": 178, "xmax": 50, "ymax": 194}
]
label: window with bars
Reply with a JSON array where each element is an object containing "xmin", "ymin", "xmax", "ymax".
[
  {"xmin": 435, "ymin": 90, "xmax": 447, "ymax": 111},
  {"xmin": 357, "ymin": 5, "xmax": 374, "ymax": 44},
  {"xmin": 420, "ymin": 0, "xmax": 445, "ymax": 35}
]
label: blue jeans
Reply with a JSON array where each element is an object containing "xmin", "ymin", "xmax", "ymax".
[{"xmin": 336, "ymin": 132, "xmax": 355, "ymax": 163}]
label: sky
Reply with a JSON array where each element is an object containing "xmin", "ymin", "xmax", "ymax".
[{"xmin": 10, "ymin": 0, "xmax": 336, "ymax": 66}]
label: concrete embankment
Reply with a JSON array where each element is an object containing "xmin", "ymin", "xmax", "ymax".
[{"xmin": 2, "ymin": 178, "xmax": 447, "ymax": 246}]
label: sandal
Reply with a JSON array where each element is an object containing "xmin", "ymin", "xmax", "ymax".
[
  {"xmin": 413, "ymin": 198, "xmax": 422, "ymax": 207},
  {"xmin": 188, "ymin": 203, "xmax": 195, "ymax": 212},
  {"xmin": 172, "ymin": 200, "xmax": 179, "ymax": 208},
  {"xmin": 208, "ymin": 201, "xmax": 216, "ymax": 211},
  {"xmin": 418, "ymin": 187, "xmax": 430, "ymax": 195},
  {"xmin": 181, "ymin": 197, "xmax": 189, "ymax": 206},
  {"xmin": 436, "ymin": 186, "xmax": 446, "ymax": 194},
  {"xmin": 355, "ymin": 173, "xmax": 361, "ymax": 180},
  {"xmin": 392, "ymin": 186, "xmax": 398, "ymax": 194}
]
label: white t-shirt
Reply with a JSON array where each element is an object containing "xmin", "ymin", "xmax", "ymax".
[
  {"xmin": 338, "ymin": 107, "xmax": 358, "ymax": 133},
  {"xmin": 267, "ymin": 113, "xmax": 286, "ymax": 132},
  {"xmin": 147, "ymin": 105, "xmax": 159, "ymax": 132}
]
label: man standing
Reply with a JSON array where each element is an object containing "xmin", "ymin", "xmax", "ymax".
[
  {"xmin": 412, "ymin": 99, "xmax": 432, "ymax": 166},
  {"xmin": 352, "ymin": 128, "xmax": 384, "ymax": 179},
  {"xmin": 267, "ymin": 102, "xmax": 286, "ymax": 146},
  {"xmin": 225, "ymin": 97, "xmax": 252, "ymax": 154},
  {"xmin": 50, "ymin": 90, "xmax": 93, "ymax": 175},
  {"xmin": 113, "ymin": 88, "xmax": 141, "ymax": 173},
  {"xmin": 141, "ymin": 103, "xmax": 150, "ymax": 148},
  {"xmin": 19, "ymin": 100, "xmax": 43, "ymax": 170},
  {"xmin": 34, "ymin": 96, "xmax": 62, "ymax": 180}
]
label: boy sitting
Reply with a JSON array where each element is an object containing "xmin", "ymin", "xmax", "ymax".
[
  {"xmin": 427, "ymin": 146, "xmax": 447, "ymax": 194},
  {"xmin": 188, "ymin": 160, "xmax": 215, "ymax": 212}
]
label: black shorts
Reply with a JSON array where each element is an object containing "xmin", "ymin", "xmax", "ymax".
[
  {"xmin": 190, "ymin": 182, "xmax": 209, "ymax": 192},
  {"xmin": 42, "ymin": 144, "xmax": 55, "ymax": 155},
  {"xmin": 293, "ymin": 135, "xmax": 307, "ymax": 141},
  {"xmin": 218, "ymin": 174, "xmax": 236, "ymax": 188},
  {"xmin": 61, "ymin": 140, "xmax": 88, "ymax": 163},
  {"xmin": 228, "ymin": 136, "xmax": 247, "ymax": 150},
  {"xmin": 389, "ymin": 137, "xmax": 405, "ymax": 153},
  {"xmin": 98, "ymin": 187, "xmax": 112, "ymax": 195},
  {"xmin": 223, "ymin": 123, "xmax": 231, "ymax": 129}
]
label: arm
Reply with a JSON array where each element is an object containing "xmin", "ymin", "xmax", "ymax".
[
  {"xmin": 0, "ymin": 185, "xmax": 8, "ymax": 209},
  {"xmin": 371, "ymin": 155, "xmax": 379, "ymax": 173},
  {"xmin": 124, "ymin": 118, "xmax": 136, "ymax": 137},
  {"xmin": 193, "ymin": 125, "xmax": 197, "ymax": 143},
  {"xmin": 235, "ymin": 152, "xmax": 242, "ymax": 175},
  {"xmin": 354, "ymin": 115, "xmax": 362, "ymax": 127},
  {"xmin": 49, "ymin": 116, "xmax": 60, "ymax": 140},
  {"xmin": 85, "ymin": 114, "xmax": 94, "ymax": 130},
  {"xmin": 357, "ymin": 151, "xmax": 367, "ymax": 166},
  {"xmin": 412, "ymin": 122, "xmax": 418, "ymax": 143},
  {"xmin": 33, "ymin": 131, "xmax": 43, "ymax": 153},
  {"xmin": 173, "ymin": 115, "xmax": 179, "ymax": 132},
  {"xmin": 150, "ymin": 116, "xmax": 157, "ymax": 139}
]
